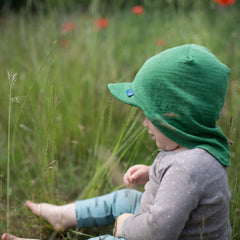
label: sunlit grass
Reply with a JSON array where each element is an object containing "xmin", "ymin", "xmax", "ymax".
[{"xmin": 0, "ymin": 5, "xmax": 240, "ymax": 239}]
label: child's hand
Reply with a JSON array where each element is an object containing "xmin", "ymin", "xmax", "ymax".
[
  {"xmin": 123, "ymin": 164, "xmax": 150, "ymax": 188},
  {"xmin": 114, "ymin": 213, "xmax": 133, "ymax": 238}
]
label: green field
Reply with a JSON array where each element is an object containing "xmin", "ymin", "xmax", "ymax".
[{"xmin": 0, "ymin": 3, "xmax": 240, "ymax": 239}]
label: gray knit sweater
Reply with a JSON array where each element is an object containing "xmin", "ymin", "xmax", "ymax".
[{"xmin": 121, "ymin": 148, "xmax": 232, "ymax": 240}]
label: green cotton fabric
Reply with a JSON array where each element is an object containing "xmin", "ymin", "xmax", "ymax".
[{"xmin": 108, "ymin": 44, "xmax": 231, "ymax": 166}]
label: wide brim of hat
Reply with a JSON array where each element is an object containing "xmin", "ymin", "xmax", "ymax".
[{"xmin": 108, "ymin": 82, "xmax": 140, "ymax": 108}]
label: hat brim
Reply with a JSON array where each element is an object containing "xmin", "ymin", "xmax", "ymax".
[{"xmin": 108, "ymin": 83, "xmax": 140, "ymax": 108}]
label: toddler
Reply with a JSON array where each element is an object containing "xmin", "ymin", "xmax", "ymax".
[{"xmin": 2, "ymin": 44, "xmax": 232, "ymax": 240}]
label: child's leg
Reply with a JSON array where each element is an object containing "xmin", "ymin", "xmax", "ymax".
[
  {"xmin": 76, "ymin": 189, "xmax": 142, "ymax": 228},
  {"xmin": 1, "ymin": 189, "xmax": 142, "ymax": 240}
]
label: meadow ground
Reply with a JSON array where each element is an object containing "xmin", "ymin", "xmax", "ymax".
[{"xmin": 0, "ymin": 4, "xmax": 240, "ymax": 239}]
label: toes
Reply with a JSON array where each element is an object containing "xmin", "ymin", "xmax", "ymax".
[
  {"xmin": 2, "ymin": 233, "xmax": 16, "ymax": 240},
  {"xmin": 1, "ymin": 233, "xmax": 7, "ymax": 240},
  {"xmin": 2, "ymin": 233, "xmax": 39, "ymax": 240},
  {"xmin": 25, "ymin": 201, "xmax": 40, "ymax": 216},
  {"xmin": 25, "ymin": 200, "xmax": 33, "ymax": 210}
]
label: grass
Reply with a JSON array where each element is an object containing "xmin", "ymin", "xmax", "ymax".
[{"xmin": 0, "ymin": 4, "xmax": 240, "ymax": 239}]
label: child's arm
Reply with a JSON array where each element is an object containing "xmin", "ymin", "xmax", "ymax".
[{"xmin": 123, "ymin": 164, "xmax": 150, "ymax": 187}]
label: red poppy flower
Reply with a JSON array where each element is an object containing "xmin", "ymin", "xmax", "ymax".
[
  {"xmin": 95, "ymin": 18, "xmax": 109, "ymax": 30},
  {"xmin": 214, "ymin": 0, "xmax": 236, "ymax": 6},
  {"xmin": 156, "ymin": 39, "xmax": 165, "ymax": 47},
  {"xmin": 60, "ymin": 39, "xmax": 69, "ymax": 48},
  {"xmin": 131, "ymin": 5, "xmax": 144, "ymax": 15},
  {"xmin": 62, "ymin": 22, "xmax": 75, "ymax": 33}
]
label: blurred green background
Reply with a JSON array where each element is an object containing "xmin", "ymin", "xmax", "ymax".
[{"xmin": 1, "ymin": 0, "xmax": 240, "ymax": 12}]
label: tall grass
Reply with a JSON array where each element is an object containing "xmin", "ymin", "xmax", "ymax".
[
  {"xmin": 6, "ymin": 71, "xmax": 17, "ymax": 239},
  {"xmin": 0, "ymin": 5, "xmax": 240, "ymax": 239}
]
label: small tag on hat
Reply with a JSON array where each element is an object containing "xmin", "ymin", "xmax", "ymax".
[{"xmin": 126, "ymin": 89, "xmax": 134, "ymax": 97}]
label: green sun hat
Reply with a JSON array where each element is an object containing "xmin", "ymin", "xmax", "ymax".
[{"xmin": 108, "ymin": 44, "xmax": 231, "ymax": 167}]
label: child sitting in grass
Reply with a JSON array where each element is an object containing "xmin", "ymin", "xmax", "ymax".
[{"xmin": 2, "ymin": 44, "xmax": 232, "ymax": 240}]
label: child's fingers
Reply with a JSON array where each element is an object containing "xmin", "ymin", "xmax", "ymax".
[
  {"xmin": 123, "ymin": 172, "xmax": 131, "ymax": 186},
  {"xmin": 131, "ymin": 166, "xmax": 150, "ymax": 185},
  {"xmin": 123, "ymin": 171, "xmax": 135, "ymax": 187},
  {"xmin": 128, "ymin": 166, "xmax": 139, "ymax": 175},
  {"xmin": 123, "ymin": 165, "xmax": 149, "ymax": 187},
  {"xmin": 131, "ymin": 166, "xmax": 145, "ymax": 179}
]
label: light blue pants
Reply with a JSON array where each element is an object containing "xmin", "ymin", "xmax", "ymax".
[{"xmin": 75, "ymin": 189, "xmax": 142, "ymax": 240}]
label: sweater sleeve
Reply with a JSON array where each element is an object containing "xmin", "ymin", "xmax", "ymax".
[{"xmin": 121, "ymin": 165, "xmax": 199, "ymax": 240}]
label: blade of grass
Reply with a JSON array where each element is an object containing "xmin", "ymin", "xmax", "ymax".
[{"xmin": 7, "ymin": 71, "xmax": 17, "ymax": 235}]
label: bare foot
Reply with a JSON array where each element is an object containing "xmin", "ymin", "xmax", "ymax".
[
  {"xmin": 26, "ymin": 200, "xmax": 77, "ymax": 231},
  {"xmin": 1, "ymin": 233, "xmax": 38, "ymax": 240}
]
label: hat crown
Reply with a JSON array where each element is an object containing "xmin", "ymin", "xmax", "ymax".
[{"xmin": 133, "ymin": 44, "xmax": 230, "ymax": 127}]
